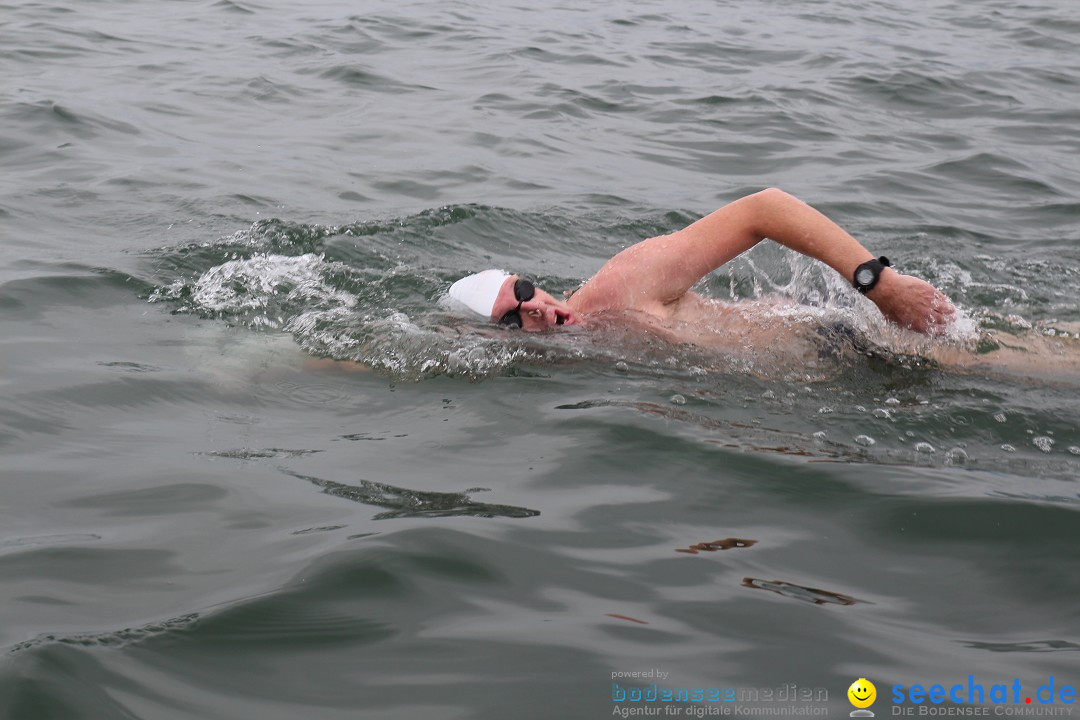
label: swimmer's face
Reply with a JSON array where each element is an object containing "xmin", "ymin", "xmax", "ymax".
[
  {"xmin": 848, "ymin": 679, "xmax": 876, "ymax": 709},
  {"xmin": 491, "ymin": 275, "xmax": 577, "ymax": 332}
]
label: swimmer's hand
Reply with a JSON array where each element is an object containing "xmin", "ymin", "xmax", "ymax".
[{"xmin": 867, "ymin": 270, "xmax": 956, "ymax": 335}]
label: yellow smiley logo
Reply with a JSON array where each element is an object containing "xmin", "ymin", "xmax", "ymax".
[{"xmin": 848, "ymin": 678, "xmax": 877, "ymax": 709}]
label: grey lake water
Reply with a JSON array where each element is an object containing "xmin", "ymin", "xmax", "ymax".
[{"xmin": 2, "ymin": 1, "xmax": 1080, "ymax": 718}]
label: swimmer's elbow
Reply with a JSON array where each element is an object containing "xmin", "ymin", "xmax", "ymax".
[
  {"xmin": 741, "ymin": 187, "xmax": 805, "ymax": 238},
  {"xmin": 753, "ymin": 187, "xmax": 800, "ymax": 205}
]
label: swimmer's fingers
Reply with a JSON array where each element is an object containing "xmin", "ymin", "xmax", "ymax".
[
  {"xmin": 934, "ymin": 290, "xmax": 955, "ymax": 315},
  {"xmin": 922, "ymin": 292, "xmax": 957, "ymax": 335}
]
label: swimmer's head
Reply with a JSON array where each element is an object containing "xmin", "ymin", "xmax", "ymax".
[
  {"xmin": 449, "ymin": 270, "xmax": 577, "ymax": 332},
  {"xmin": 449, "ymin": 269, "xmax": 511, "ymax": 318}
]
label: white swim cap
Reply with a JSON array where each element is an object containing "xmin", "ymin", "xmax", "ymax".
[{"xmin": 448, "ymin": 269, "xmax": 510, "ymax": 319}]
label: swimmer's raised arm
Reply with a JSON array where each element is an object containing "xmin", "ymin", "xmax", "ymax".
[{"xmin": 570, "ymin": 188, "xmax": 955, "ymax": 334}]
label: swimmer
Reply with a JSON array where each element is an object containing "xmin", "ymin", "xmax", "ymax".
[
  {"xmin": 449, "ymin": 188, "xmax": 955, "ymax": 337},
  {"xmin": 309, "ymin": 188, "xmax": 1077, "ymax": 380},
  {"xmin": 445, "ymin": 188, "xmax": 1080, "ymax": 381}
]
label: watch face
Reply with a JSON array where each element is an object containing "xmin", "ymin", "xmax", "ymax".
[{"xmin": 855, "ymin": 267, "xmax": 875, "ymax": 286}]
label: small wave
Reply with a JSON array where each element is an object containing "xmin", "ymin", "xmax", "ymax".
[
  {"xmin": 285, "ymin": 470, "xmax": 541, "ymax": 520},
  {"xmin": 6, "ymin": 100, "xmax": 142, "ymax": 140},
  {"xmin": 742, "ymin": 578, "xmax": 860, "ymax": 606},
  {"xmin": 311, "ymin": 65, "xmax": 436, "ymax": 93},
  {"xmin": 0, "ymin": 534, "xmax": 102, "ymax": 554},
  {"xmin": 9, "ymin": 613, "xmax": 200, "ymax": 654},
  {"xmin": 201, "ymin": 448, "xmax": 323, "ymax": 460},
  {"xmin": 961, "ymin": 640, "xmax": 1080, "ymax": 654},
  {"xmin": 212, "ymin": 0, "xmax": 256, "ymax": 14},
  {"xmin": 840, "ymin": 70, "xmax": 1020, "ymax": 115},
  {"xmin": 151, "ymin": 252, "xmax": 354, "ymax": 324}
]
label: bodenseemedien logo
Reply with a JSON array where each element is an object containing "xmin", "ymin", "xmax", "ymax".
[{"xmin": 849, "ymin": 678, "xmax": 877, "ymax": 717}]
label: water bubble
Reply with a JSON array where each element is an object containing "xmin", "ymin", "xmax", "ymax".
[
  {"xmin": 1005, "ymin": 314, "xmax": 1031, "ymax": 330},
  {"xmin": 818, "ymin": 406, "xmax": 834, "ymax": 414},
  {"xmin": 884, "ymin": 397, "xmax": 900, "ymax": 406},
  {"xmin": 914, "ymin": 442, "xmax": 935, "ymax": 454},
  {"xmin": 1033, "ymin": 436, "xmax": 1054, "ymax": 453},
  {"xmin": 447, "ymin": 351, "xmax": 466, "ymax": 373},
  {"xmin": 812, "ymin": 431, "xmax": 827, "ymax": 440},
  {"xmin": 855, "ymin": 405, "xmax": 867, "ymax": 413},
  {"xmin": 1067, "ymin": 446, "xmax": 1080, "ymax": 456},
  {"xmin": 945, "ymin": 448, "xmax": 969, "ymax": 465},
  {"xmin": 854, "ymin": 435, "xmax": 875, "ymax": 447},
  {"xmin": 872, "ymin": 408, "xmax": 892, "ymax": 419},
  {"xmin": 993, "ymin": 413, "xmax": 1006, "ymax": 423},
  {"xmin": 614, "ymin": 361, "xmax": 628, "ymax": 373},
  {"xmin": 762, "ymin": 390, "xmax": 776, "ymax": 400},
  {"xmin": 1001, "ymin": 444, "xmax": 1016, "ymax": 453},
  {"xmin": 670, "ymin": 394, "xmax": 686, "ymax": 406},
  {"xmin": 906, "ymin": 431, "xmax": 915, "ymax": 438},
  {"xmin": 916, "ymin": 395, "xmax": 929, "ymax": 405}
]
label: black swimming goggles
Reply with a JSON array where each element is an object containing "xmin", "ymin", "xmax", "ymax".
[{"xmin": 497, "ymin": 278, "xmax": 535, "ymax": 328}]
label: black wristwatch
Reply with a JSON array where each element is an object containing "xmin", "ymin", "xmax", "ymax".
[{"xmin": 852, "ymin": 256, "xmax": 891, "ymax": 294}]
